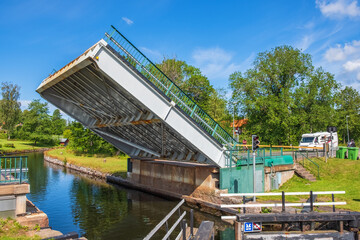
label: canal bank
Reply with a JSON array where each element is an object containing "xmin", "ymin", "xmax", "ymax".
[
  {"xmin": 25, "ymin": 152, "xmax": 233, "ymax": 239},
  {"xmin": 43, "ymin": 151, "xmax": 241, "ymax": 218}
]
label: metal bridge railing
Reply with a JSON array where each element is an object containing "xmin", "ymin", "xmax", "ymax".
[
  {"xmin": 0, "ymin": 156, "xmax": 28, "ymax": 184},
  {"xmin": 295, "ymin": 151, "xmax": 320, "ymax": 178},
  {"xmin": 104, "ymin": 25, "xmax": 236, "ymax": 148}
]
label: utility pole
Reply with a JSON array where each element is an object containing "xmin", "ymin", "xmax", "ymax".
[
  {"xmin": 252, "ymin": 135, "xmax": 259, "ymax": 202},
  {"xmin": 233, "ymin": 105, "xmax": 235, "ymax": 139},
  {"xmin": 330, "ymin": 131, "xmax": 333, "ymax": 158},
  {"xmin": 346, "ymin": 115, "xmax": 350, "ymax": 144}
]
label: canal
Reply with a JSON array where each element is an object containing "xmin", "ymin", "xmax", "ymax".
[{"xmin": 25, "ymin": 152, "xmax": 233, "ymax": 239}]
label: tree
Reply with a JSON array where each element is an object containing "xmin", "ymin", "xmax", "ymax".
[
  {"xmin": 335, "ymin": 86, "xmax": 360, "ymax": 143},
  {"xmin": 229, "ymin": 45, "xmax": 339, "ymax": 145},
  {"xmin": 66, "ymin": 122, "xmax": 117, "ymax": 155},
  {"xmin": 52, "ymin": 109, "xmax": 66, "ymax": 135},
  {"xmin": 0, "ymin": 82, "xmax": 21, "ymax": 139},
  {"xmin": 157, "ymin": 58, "xmax": 215, "ymax": 111},
  {"xmin": 19, "ymin": 100, "xmax": 53, "ymax": 145}
]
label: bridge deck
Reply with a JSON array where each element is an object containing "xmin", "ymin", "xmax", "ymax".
[{"xmin": 37, "ymin": 27, "xmax": 235, "ymax": 168}]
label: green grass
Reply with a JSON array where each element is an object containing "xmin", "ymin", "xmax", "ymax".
[
  {"xmin": 260, "ymin": 157, "xmax": 360, "ymax": 212},
  {"xmin": 0, "ymin": 218, "xmax": 41, "ymax": 240},
  {"xmin": 46, "ymin": 148, "xmax": 128, "ymax": 178},
  {"xmin": 0, "ymin": 139, "xmax": 55, "ymax": 153}
]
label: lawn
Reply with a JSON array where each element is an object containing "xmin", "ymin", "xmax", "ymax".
[
  {"xmin": 45, "ymin": 148, "xmax": 128, "ymax": 178},
  {"xmin": 0, "ymin": 139, "xmax": 54, "ymax": 153},
  {"xmin": 261, "ymin": 157, "xmax": 360, "ymax": 212}
]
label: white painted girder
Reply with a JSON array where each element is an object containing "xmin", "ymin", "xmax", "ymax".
[{"xmin": 37, "ymin": 39, "xmax": 227, "ymax": 167}]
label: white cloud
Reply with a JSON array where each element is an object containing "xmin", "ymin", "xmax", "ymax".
[
  {"xmin": 343, "ymin": 59, "xmax": 360, "ymax": 71},
  {"xmin": 191, "ymin": 47, "xmax": 253, "ymax": 83},
  {"xmin": 316, "ymin": 0, "xmax": 360, "ymax": 18},
  {"xmin": 324, "ymin": 40, "xmax": 360, "ymax": 61},
  {"xmin": 322, "ymin": 40, "xmax": 360, "ymax": 84},
  {"xmin": 296, "ymin": 35, "xmax": 315, "ymax": 51},
  {"xmin": 122, "ymin": 17, "xmax": 134, "ymax": 25}
]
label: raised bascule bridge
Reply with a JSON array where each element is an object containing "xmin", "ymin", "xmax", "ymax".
[{"xmin": 37, "ymin": 26, "xmax": 293, "ymax": 196}]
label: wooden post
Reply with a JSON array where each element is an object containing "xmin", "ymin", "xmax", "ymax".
[
  {"xmin": 235, "ymin": 221, "xmax": 242, "ymax": 240},
  {"xmin": 339, "ymin": 221, "xmax": 344, "ymax": 234}
]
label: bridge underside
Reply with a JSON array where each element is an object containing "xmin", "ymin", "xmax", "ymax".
[
  {"xmin": 40, "ymin": 63, "xmax": 207, "ymax": 162},
  {"xmin": 37, "ymin": 39, "xmax": 228, "ymax": 167}
]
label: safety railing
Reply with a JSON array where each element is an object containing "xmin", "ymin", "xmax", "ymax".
[
  {"xmin": 0, "ymin": 156, "xmax": 28, "ymax": 184},
  {"xmin": 295, "ymin": 151, "xmax": 320, "ymax": 178},
  {"xmin": 224, "ymin": 147, "xmax": 266, "ymax": 167},
  {"xmin": 220, "ymin": 191, "xmax": 346, "ymax": 220},
  {"xmin": 143, "ymin": 199, "xmax": 195, "ymax": 240},
  {"xmin": 104, "ymin": 25, "xmax": 236, "ymax": 148}
]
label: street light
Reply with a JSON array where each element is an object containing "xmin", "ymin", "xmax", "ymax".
[{"xmin": 346, "ymin": 115, "xmax": 350, "ymax": 143}]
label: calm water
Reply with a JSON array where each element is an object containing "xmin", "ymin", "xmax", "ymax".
[{"xmin": 25, "ymin": 152, "xmax": 233, "ymax": 239}]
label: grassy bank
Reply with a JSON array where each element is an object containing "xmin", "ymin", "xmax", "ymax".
[
  {"xmin": 261, "ymin": 157, "xmax": 360, "ymax": 212},
  {"xmin": 0, "ymin": 218, "xmax": 40, "ymax": 240},
  {"xmin": 45, "ymin": 148, "xmax": 128, "ymax": 177},
  {"xmin": 0, "ymin": 139, "xmax": 55, "ymax": 154}
]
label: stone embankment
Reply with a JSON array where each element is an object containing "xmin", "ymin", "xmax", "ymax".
[{"xmin": 43, "ymin": 153, "xmax": 244, "ymax": 218}]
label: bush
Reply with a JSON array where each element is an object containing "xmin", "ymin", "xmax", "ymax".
[
  {"xmin": 0, "ymin": 144, "xmax": 2, "ymax": 148},
  {"xmin": 0, "ymin": 132, "xmax": 7, "ymax": 139},
  {"xmin": 4, "ymin": 143, "xmax": 15, "ymax": 148}
]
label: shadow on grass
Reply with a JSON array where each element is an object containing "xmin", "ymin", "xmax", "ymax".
[
  {"xmin": 21, "ymin": 142, "xmax": 57, "ymax": 148},
  {"xmin": 353, "ymin": 199, "xmax": 360, "ymax": 202}
]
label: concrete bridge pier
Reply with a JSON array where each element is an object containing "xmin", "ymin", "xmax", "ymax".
[{"xmin": 0, "ymin": 184, "xmax": 29, "ymax": 218}]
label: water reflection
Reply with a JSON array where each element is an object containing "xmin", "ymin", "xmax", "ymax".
[{"xmin": 24, "ymin": 152, "xmax": 233, "ymax": 239}]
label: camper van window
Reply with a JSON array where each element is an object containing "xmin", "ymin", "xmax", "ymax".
[{"xmin": 301, "ymin": 137, "xmax": 314, "ymax": 143}]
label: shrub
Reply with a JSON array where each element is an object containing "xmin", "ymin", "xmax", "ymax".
[
  {"xmin": 0, "ymin": 132, "xmax": 7, "ymax": 139},
  {"xmin": 4, "ymin": 143, "xmax": 15, "ymax": 148}
]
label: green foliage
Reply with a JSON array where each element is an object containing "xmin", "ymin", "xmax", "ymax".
[
  {"xmin": 66, "ymin": 122, "xmax": 118, "ymax": 155},
  {"xmin": 0, "ymin": 82, "xmax": 21, "ymax": 139},
  {"xmin": 14, "ymin": 99, "xmax": 58, "ymax": 146},
  {"xmin": 261, "ymin": 207, "xmax": 272, "ymax": 213},
  {"xmin": 230, "ymin": 46, "xmax": 339, "ymax": 145},
  {"xmin": 0, "ymin": 132, "xmax": 7, "ymax": 139},
  {"xmin": 51, "ymin": 109, "xmax": 66, "ymax": 135},
  {"xmin": 4, "ymin": 143, "xmax": 15, "ymax": 148},
  {"xmin": 157, "ymin": 58, "xmax": 217, "ymax": 112},
  {"xmin": 33, "ymin": 224, "xmax": 40, "ymax": 231},
  {"xmin": 335, "ymin": 86, "xmax": 360, "ymax": 144},
  {"xmin": 0, "ymin": 217, "xmax": 39, "ymax": 240}
]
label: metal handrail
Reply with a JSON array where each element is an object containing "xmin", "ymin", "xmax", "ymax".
[
  {"xmin": 0, "ymin": 156, "xmax": 28, "ymax": 184},
  {"xmin": 104, "ymin": 25, "xmax": 237, "ymax": 148},
  {"xmin": 144, "ymin": 199, "xmax": 194, "ymax": 240},
  {"xmin": 295, "ymin": 151, "xmax": 320, "ymax": 178}
]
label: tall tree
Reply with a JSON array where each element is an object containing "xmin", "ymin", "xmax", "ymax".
[
  {"xmin": 19, "ymin": 100, "xmax": 53, "ymax": 145},
  {"xmin": 0, "ymin": 82, "xmax": 21, "ymax": 139},
  {"xmin": 335, "ymin": 86, "xmax": 360, "ymax": 143},
  {"xmin": 229, "ymin": 45, "xmax": 339, "ymax": 145},
  {"xmin": 157, "ymin": 58, "xmax": 214, "ymax": 111},
  {"xmin": 52, "ymin": 109, "xmax": 66, "ymax": 135}
]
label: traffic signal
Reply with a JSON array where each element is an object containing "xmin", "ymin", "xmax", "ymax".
[{"xmin": 252, "ymin": 135, "xmax": 260, "ymax": 151}]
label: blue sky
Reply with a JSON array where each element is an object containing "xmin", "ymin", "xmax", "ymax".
[{"xmin": 1, "ymin": 0, "xmax": 360, "ymax": 115}]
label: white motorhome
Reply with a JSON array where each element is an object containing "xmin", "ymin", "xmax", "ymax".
[{"xmin": 299, "ymin": 132, "xmax": 338, "ymax": 151}]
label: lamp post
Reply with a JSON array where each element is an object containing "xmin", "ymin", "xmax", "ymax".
[
  {"xmin": 346, "ymin": 115, "xmax": 350, "ymax": 144},
  {"xmin": 233, "ymin": 105, "xmax": 235, "ymax": 139}
]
